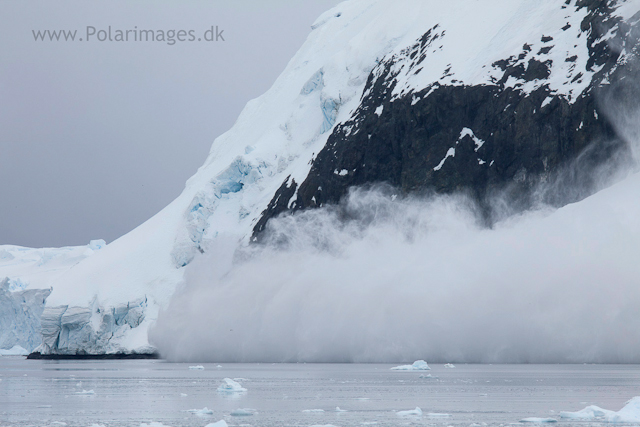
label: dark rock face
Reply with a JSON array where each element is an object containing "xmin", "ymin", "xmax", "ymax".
[{"xmin": 254, "ymin": 2, "xmax": 640, "ymax": 237}]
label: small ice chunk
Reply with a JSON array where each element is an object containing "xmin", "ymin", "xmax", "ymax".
[
  {"xmin": 50, "ymin": 422, "xmax": 67, "ymax": 426},
  {"xmin": 427, "ymin": 413, "xmax": 451, "ymax": 418},
  {"xmin": 231, "ymin": 408, "xmax": 255, "ymax": 416},
  {"xmin": 444, "ymin": 363, "xmax": 456, "ymax": 368},
  {"xmin": 303, "ymin": 408, "xmax": 325, "ymax": 412},
  {"xmin": 391, "ymin": 360, "xmax": 430, "ymax": 371},
  {"xmin": 216, "ymin": 365, "xmax": 223, "ymax": 368},
  {"xmin": 75, "ymin": 390, "xmax": 95, "ymax": 395},
  {"xmin": 204, "ymin": 422, "xmax": 228, "ymax": 427},
  {"xmin": 189, "ymin": 365, "xmax": 205, "ymax": 370},
  {"xmin": 419, "ymin": 373, "xmax": 433, "ymax": 378},
  {"xmin": 335, "ymin": 407, "xmax": 348, "ymax": 412},
  {"xmin": 520, "ymin": 418, "xmax": 557, "ymax": 423},
  {"xmin": 217, "ymin": 378, "xmax": 247, "ymax": 394},
  {"xmin": 397, "ymin": 407, "xmax": 423, "ymax": 417},
  {"xmin": 180, "ymin": 393, "xmax": 188, "ymax": 397},
  {"xmin": 189, "ymin": 407, "xmax": 214, "ymax": 416}
]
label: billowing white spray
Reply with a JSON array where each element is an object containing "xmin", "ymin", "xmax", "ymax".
[{"xmin": 151, "ymin": 165, "xmax": 640, "ymax": 363}]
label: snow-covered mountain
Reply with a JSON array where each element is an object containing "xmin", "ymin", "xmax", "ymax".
[{"xmin": 1, "ymin": 0, "xmax": 639, "ymax": 356}]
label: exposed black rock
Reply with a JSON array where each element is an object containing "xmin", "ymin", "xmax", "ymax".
[{"xmin": 253, "ymin": 2, "xmax": 640, "ymax": 238}]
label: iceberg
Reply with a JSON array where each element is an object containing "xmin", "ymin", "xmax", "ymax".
[
  {"xmin": 559, "ymin": 405, "xmax": 615, "ymax": 420},
  {"xmin": 427, "ymin": 413, "xmax": 451, "ymax": 418},
  {"xmin": 217, "ymin": 378, "xmax": 247, "ymax": 394},
  {"xmin": 560, "ymin": 397, "xmax": 640, "ymax": 423},
  {"xmin": 397, "ymin": 407, "xmax": 423, "ymax": 417},
  {"xmin": 188, "ymin": 407, "xmax": 214, "ymax": 416},
  {"xmin": 230, "ymin": 408, "xmax": 255, "ymax": 416},
  {"xmin": 391, "ymin": 360, "xmax": 430, "ymax": 371}
]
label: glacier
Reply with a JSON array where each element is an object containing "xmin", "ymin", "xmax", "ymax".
[{"xmin": 1, "ymin": 0, "xmax": 639, "ymax": 356}]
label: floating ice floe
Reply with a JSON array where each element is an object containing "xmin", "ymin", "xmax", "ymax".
[
  {"xmin": 180, "ymin": 393, "xmax": 188, "ymax": 397},
  {"xmin": 75, "ymin": 390, "xmax": 95, "ymax": 395},
  {"xmin": 303, "ymin": 409, "xmax": 325, "ymax": 413},
  {"xmin": 188, "ymin": 407, "xmax": 214, "ymax": 416},
  {"xmin": 204, "ymin": 421, "xmax": 228, "ymax": 427},
  {"xmin": 189, "ymin": 365, "xmax": 205, "ymax": 370},
  {"xmin": 335, "ymin": 407, "xmax": 348, "ymax": 412},
  {"xmin": 397, "ymin": 407, "xmax": 423, "ymax": 417},
  {"xmin": 391, "ymin": 360, "xmax": 430, "ymax": 371},
  {"xmin": 560, "ymin": 397, "xmax": 640, "ymax": 423},
  {"xmin": 419, "ymin": 373, "xmax": 433, "ymax": 378},
  {"xmin": 520, "ymin": 418, "xmax": 557, "ymax": 423},
  {"xmin": 140, "ymin": 423, "xmax": 172, "ymax": 427},
  {"xmin": 444, "ymin": 363, "xmax": 456, "ymax": 368},
  {"xmin": 230, "ymin": 408, "xmax": 255, "ymax": 416},
  {"xmin": 217, "ymin": 378, "xmax": 247, "ymax": 394}
]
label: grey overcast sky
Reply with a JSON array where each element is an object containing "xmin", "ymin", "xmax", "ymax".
[{"xmin": 0, "ymin": 0, "xmax": 341, "ymax": 248}]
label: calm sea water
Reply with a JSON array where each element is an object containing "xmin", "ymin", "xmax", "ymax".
[{"xmin": 1, "ymin": 358, "xmax": 640, "ymax": 427}]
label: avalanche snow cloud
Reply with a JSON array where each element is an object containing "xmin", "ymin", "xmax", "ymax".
[{"xmin": 152, "ymin": 165, "xmax": 640, "ymax": 364}]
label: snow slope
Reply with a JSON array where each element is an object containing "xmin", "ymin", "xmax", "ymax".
[{"xmin": 1, "ymin": 0, "xmax": 638, "ymax": 354}]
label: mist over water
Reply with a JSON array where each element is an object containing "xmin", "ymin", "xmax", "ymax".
[{"xmin": 151, "ymin": 67, "xmax": 640, "ymax": 364}]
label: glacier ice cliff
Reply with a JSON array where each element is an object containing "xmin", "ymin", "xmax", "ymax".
[{"xmin": 0, "ymin": 278, "xmax": 50, "ymax": 351}]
